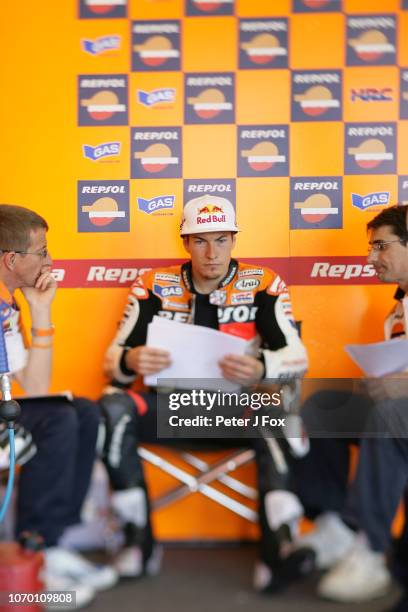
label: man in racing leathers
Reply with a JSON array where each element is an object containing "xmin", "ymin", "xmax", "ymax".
[{"xmin": 100, "ymin": 195, "xmax": 313, "ymax": 592}]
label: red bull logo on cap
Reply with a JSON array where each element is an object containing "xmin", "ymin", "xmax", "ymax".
[
  {"xmin": 198, "ymin": 205, "xmax": 224, "ymax": 214},
  {"xmin": 196, "ymin": 205, "xmax": 226, "ymax": 225}
]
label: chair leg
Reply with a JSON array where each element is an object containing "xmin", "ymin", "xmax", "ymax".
[
  {"xmin": 138, "ymin": 447, "xmax": 258, "ymax": 522},
  {"xmin": 180, "ymin": 451, "xmax": 258, "ymax": 500}
]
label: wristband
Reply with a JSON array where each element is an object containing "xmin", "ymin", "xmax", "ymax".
[
  {"xmin": 31, "ymin": 326, "xmax": 55, "ymax": 337},
  {"xmin": 31, "ymin": 341, "xmax": 53, "ymax": 349}
]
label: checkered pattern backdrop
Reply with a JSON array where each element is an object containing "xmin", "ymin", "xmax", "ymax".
[
  {"xmin": 74, "ymin": 0, "xmax": 408, "ymax": 281},
  {"xmin": 4, "ymin": 1, "xmax": 408, "ymax": 381},
  {"xmin": 3, "ymin": 0, "xmax": 408, "ymax": 539}
]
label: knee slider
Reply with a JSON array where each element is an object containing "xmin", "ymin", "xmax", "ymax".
[
  {"xmin": 264, "ymin": 490, "xmax": 304, "ymax": 533},
  {"xmin": 100, "ymin": 392, "xmax": 136, "ymax": 431}
]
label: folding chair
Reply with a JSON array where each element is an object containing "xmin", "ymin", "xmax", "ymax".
[
  {"xmin": 139, "ymin": 445, "xmax": 258, "ymax": 522},
  {"xmin": 138, "ymin": 378, "xmax": 303, "ymax": 524}
]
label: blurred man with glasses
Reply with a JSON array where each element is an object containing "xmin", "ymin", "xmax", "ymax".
[
  {"xmin": 0, "ymin": 204, "xmax": 117, "ymax": 608},
  {"xmin": 291, "ymin": 205, "xmax": 408, "ymax": 608}
]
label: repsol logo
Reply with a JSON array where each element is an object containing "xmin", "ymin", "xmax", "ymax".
[
  {"xmin": 133, "ymin": 131, "xmax": 179, "ymax": 140},
  {"xmin": 87, "ymin": 267, "xmax": 151, "ymax": 283},
  {"xmin": 218, "ymin": 305, "xmax": 258, "ymax": 323},
  {"xmin": 81, "ymin": 185, "xmax": 126, "ymax": 194},
  {"xmin": 293, "ymin": 181, "xmax": 339, "ymax": 191},
  {"xmin": 133, "ymin": 24, "xmax": 179, "ymax": 34},
  {"xmin": 240, "ymin": 21, "xmax": 287, "ymax": 32},
  {"xmin": 293, "ymin": 73, "xmax": 340, "ymax": 84},
  {"xmin": 186, "ymin": 77, "xmax": 233, "ymax": 87},
  {"xmin": 187, "ymin": 184, "xmax": 232, "ymax": 193},
  {"xmin": 347, "ymin": 126, "xmax": 393, "ymax": 137},
  {"xmin": 80, "ymin": 79, "xmax": 126, "ymax": 88},
  {"xmin": 348, "ymin": 17, "xmax": 395, "ymax": 29},
  {"xmin": 311, "ymin": 263, "xmax": 376, "ymax": 279},
  {"xmin": 240, "ymin": 129, "xmax": 286, "ymax": 139},
  {"xmin": 158, "ymin": 311, "xmax": 190, "ymax": 323}
]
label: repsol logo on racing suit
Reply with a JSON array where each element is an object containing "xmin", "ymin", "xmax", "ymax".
[
  {"xmin": 218, "ymin": 305, "xmax": 258, "ymax": 323},
  {"xmin": 158, "ymin": 310, "xmax": 190, "ymax": 323}
]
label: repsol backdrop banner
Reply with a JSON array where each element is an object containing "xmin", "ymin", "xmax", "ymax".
[{"xmin": 6, "ymin": 0, "xmax": 408, "ymax": 491}]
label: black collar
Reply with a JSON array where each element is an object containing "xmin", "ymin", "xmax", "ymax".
[
  {"xmin": 181, "ymin": 259, "xmax": 238, "ymax": 294},
  {"xmin": 394, "ymin": 287, "xmax": 406, "ymax": 301}
]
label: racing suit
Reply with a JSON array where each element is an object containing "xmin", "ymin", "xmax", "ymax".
[{"xmin": 100, "ymin": 259, "xmax": 310, "ymax": 586}]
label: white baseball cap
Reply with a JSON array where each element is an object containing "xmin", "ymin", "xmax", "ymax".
[{"xmin": 180, "ymin": 195, "xmax": 239, "ymax": 236}]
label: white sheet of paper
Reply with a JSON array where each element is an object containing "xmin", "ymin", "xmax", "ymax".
[
  {"xmin": 345, "ymin": 338, "xmax": 408, "ymax": 377},
  {"xmin": 144, "ymin": 316, "xmax": 250, "ymax": 390}
]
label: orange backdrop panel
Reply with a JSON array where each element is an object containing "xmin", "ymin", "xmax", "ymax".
[{"xmin": 1, "ymin": 0, "xmax": 407, "ymax": 542}]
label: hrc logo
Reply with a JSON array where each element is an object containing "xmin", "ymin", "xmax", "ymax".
[{"xmin": 350, "ymin": 88, "xmax": 393, "ymax": 102}]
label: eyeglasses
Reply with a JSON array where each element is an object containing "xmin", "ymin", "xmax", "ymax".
[
  {"xmin": 0, "ymin": 247, "xmax": 49, "ymax": 259},
  {"xmin": 368, "ymin": 239, "xmax": 406, "ymax": 253}
]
